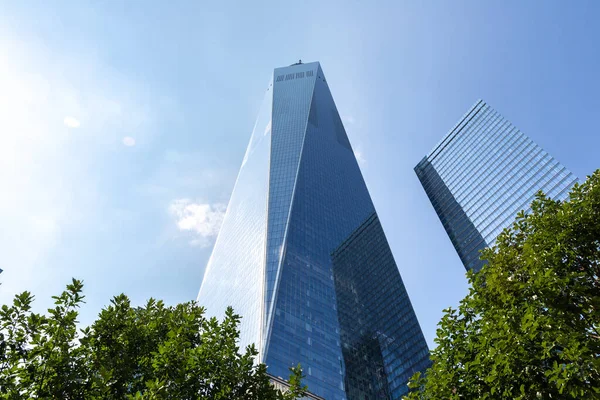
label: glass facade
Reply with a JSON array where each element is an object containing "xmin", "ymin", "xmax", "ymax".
[
  {"xmin": 198, "ymin": 62, "xmax": 430, "ymax": 399},
  {"xmin": 415, "ymin": 100, "xmax": 579, "ymax": 271}
]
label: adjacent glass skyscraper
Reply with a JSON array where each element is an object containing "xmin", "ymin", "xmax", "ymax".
[
  {"xmin": 198, "ymin": 61, "xmax": 430, "ymax": 399},
  {"xmin": 415, "ymin": 99, "xmax": 578, "ymax": 272}
]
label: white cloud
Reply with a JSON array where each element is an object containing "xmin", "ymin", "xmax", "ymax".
[
  {"xmin": 169, "ymin": 199, "xmax": 226, "ymax": 247},
  {"xmin": 63, "ymin": 116, "xmax": 80, "ymax": 128},
  {"xmin": 354, "ymin": 148, "xmax": 367, "ymax": 165},
  {"xmin": 122, "ymin": 136, "xmax": 136, "ymax": 146}
]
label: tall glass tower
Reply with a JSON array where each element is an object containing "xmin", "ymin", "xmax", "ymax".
[
  {"xmin": 415, "ymin": 99, "xmax": 578, "ymax": 272},
  {"xmin": 198, "ymin": 61, "xmax": 430, "ymax": 399}
]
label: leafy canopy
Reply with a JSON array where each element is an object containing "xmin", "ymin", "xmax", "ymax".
[
  {"xmin": 406, "ymin": 170, "xmax": 600, "ymax": 399},
  {"xmin": 0, "ymin": 281, "xmax": 306, "ymax": 399}
]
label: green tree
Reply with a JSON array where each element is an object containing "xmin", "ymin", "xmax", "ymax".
[
  {"xmin": 406, "ymin": 170, "xmax": 600, "ymax": 399},
  {"xmin": 0, "ymin": 281, "xmax": 306, "ymax": 399}
]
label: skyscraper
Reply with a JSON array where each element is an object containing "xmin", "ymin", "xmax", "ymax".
[
  {"xmin": 415, "ymin": 99, "xmax": 578, "ymax": 272},
  {"xmin": 198, "ymin": 61, "xmax": 430, "ymax": 399}
]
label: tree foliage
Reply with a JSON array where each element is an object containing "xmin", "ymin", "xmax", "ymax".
[
  {"xmin": 0, "ymin": 281, "xmax": 306, "ymax": 399},
  {"xmin": 406, "ymin": 170, "xmax": 600, "ymax": 399}
]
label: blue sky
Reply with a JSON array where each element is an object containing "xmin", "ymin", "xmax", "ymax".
[{"xmin": 1, "ymin": 1, "xmax": 599, "ymax": 349}]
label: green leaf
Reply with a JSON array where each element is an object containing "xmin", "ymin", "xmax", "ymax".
[{"xmin": 406, "ymin": 170, "xmax": 600, "ymax": 399}]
